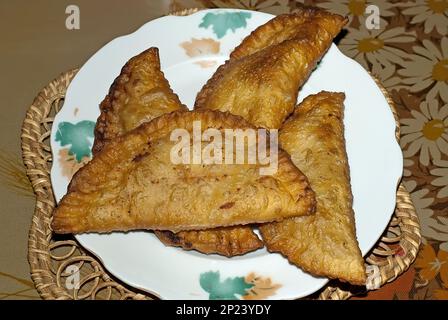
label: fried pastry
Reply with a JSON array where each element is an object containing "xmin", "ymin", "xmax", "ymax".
[
  {"xmin": 92, "ymin": 47, "xmax": 187, "ymax": 154},
  {"xmin": 90, "ymin": 48, "xmax": 263, "ymax": 255},
  {"xmin": 259, "ymin": 92, "xmax": 366, "ymax": 285},
  {"xmin": 182, "ymin": 7, "xmax": 346, "ymax": 255},
  {"xmin": 157, "ymin": 226, "xmax": 263, "ymax": 257},
  {"xmin": 156, "ymin": 224, "xmax": 263, "ymax": 256},
  {"xmin": 185, "ymin": 7, "xmax": 346, "ymax": 255},
  {"xmin": 195, "ymin": 7, "xmax": 347, "ymax": 129},
  {"xmin": 52, "ymin": 110, "xmax": 315, "ymax": 234}
]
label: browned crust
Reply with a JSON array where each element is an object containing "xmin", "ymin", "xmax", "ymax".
[
  {"xmin": 155, "ymin": 227, "xmax": 263, "ymax": 257},
  {"xmin": 231, "ymin": 6, "xmax": 348, "ymax": 59},
  {"xmin": 52, "ymin": 109, "xmax": 315, "ymax": 234},
  {"xmin": 92, "ymin": 47, "xmax": 187, "ymax": 154},
  {"xmin": 93, "ymin": 96, "xmax": 113, "ymax": 154}
]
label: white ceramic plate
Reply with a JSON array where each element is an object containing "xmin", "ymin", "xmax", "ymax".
[{"xmin": 50, "ymin": 9, "xmax": 403, "ymax": 300}]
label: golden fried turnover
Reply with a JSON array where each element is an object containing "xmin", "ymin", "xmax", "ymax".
[
  {"xmin": 259, "ymin": 92, "xmax": 366, "ymax": 285},
  {"xmin": 182, "ymin": 7, "xmax": 346, "ymax": 255},
  {"xmin": 195, "ymin": 7, "xmax": 347, "ymax": 129},
  {"xmin": 92, "ymin": 47, "xmax": 187, "ymax": 154},
  {"xmin": 157, "ymin": 226, "xmax": 263, "ymax": 257},
  {"xmin": 185, "ymin": 7, "xmax": 346, "ymax": 255},
  {"xmin": 89, "ymin": 48, "xmax": 263, "ymax": 255},
  {"xmin": 52, "ymin": 110, "xmax": 315, "ymax": 234}
]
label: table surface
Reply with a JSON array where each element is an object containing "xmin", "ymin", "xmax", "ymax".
[{"xmin": 0, "ymin": 0, "xmax": 447, "ymax": 300}]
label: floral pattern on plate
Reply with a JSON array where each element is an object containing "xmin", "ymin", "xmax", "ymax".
[
  {"xmin": 55, "ymin": 121, "xmax": 95, "ymax": 179},
  {"xmin": 200, "ymin": 271, "xmax": 281, "ymax": 300},
  {"xmin": 199, "ymin": 11, "xmax": 252, "ymax": 38}
]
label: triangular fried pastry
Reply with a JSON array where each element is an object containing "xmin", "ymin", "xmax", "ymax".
[
  {"xmin": 92, "ymin": 47, "xmax": 187, "ymax": 154},
  {"xmin": 259, "ymin": 92, "xmax": 366, "ymax": 285},
  {"xmin": 89, "ymin": 48, "xmax": 263, "ymax": 255},
  {"xmin": 183, "ymin": 8, "xmax": 345, "ymax": 255},
  {"xmin": 195, "ymin": 7, "xmax": 347, "ymax": 129},
  {"xmin": 157, "ymin": 226, "xmax": 263, "ymax": 257},
  {"xmin": 181, "ymin": 8, "xmax": 346, "ymax": 255},
  {"xmin": 52, "ymin": 110, "xmax": 315, "ymax": 234}
]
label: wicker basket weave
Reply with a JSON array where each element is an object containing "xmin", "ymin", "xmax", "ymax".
[{"xmin": 20, "ymin": 9, "xmax": 421, "ymax": 300}]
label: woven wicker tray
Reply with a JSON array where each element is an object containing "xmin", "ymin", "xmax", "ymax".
[{"xmin": 21, "ymin": 9, "xmax": 421, "ymax": 300}]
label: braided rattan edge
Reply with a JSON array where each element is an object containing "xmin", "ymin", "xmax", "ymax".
[
  {"xmin": 21, "ymin": 8, "xmax": 421, "ymax": 300},
  {"xmin": 22, "ymin": 69, "xmax": 76, "ymax": 300}
]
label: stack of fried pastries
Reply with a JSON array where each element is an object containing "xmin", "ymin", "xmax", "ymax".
[{"xmin": 52, "ymin": 7, "xmax": 366, "ymax": 285}]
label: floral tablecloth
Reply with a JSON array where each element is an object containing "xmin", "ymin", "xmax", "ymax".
[{"xmin": 1, "ymin": 0, "xmax": 446, "ymax": 300}]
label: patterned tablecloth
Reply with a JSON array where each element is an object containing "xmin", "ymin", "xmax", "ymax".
[{"xmin": 0, "ymin": 0, "xmax": 447, "ymax": 300}]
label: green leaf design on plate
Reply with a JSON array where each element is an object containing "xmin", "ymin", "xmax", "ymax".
[
  {"xmin": 55, "ymin": 120, "xmax": 95, "ymax": 162},
  {"xmin": 199, "ymin": 12, "xmax": 252, "ymax": 39},
  {"xmin": 200, "ymin": 271, "xmax": 254, "ymax": 300}
]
